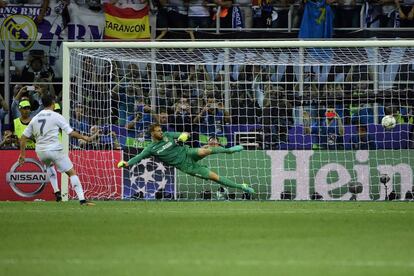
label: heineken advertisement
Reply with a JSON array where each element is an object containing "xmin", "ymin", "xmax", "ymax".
[{"xmin": 175, "ymin": 150, "xmax": 414, "ymax": 201}]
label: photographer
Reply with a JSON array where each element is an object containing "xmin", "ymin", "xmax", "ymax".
[
  {"xmin": 125, "ymin": 101, "xmax": 154, "ymax": 141},
  {"xmin": 305, "ymin": 107, "xmax": 345, "ymax": 150},
  {"xmin": 11, "ymin": 85, "xmax": 47, "ymax": 119},
  {"xmin": 20, "ymin": 51, "xmax": 55, "ymax": 84},
  {"xmin": 193, "ymin": 97, "xmax": 230, "ymax": 146},
  {"xmin": 0, "ymin": 129, "xmax": 18, "ymax": 150}
]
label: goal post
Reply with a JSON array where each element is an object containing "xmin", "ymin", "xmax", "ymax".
[{"xmin": 62, "ymin": 40, "xmax": 414, "ymax": 201}]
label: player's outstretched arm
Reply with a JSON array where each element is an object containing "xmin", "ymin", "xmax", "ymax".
[
  {"xmin": 116, "ymin": 147, "xmax": 152, "ymax": 169},
  {"xmin": 69, "ymin": 130, "xmax": 93, "ymax": 142}
]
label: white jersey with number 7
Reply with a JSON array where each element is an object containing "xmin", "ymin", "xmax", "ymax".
[{"xmin": 23, "ymin": 109, "xmax": 74, "ymax": 152}]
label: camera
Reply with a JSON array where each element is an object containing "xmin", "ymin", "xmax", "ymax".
[
  {"xmin": 40, "ymin": 71, "xmax": 50, "ymax": 79},
  {"xmin": 27, "ymin": 86, "xmax": 35, "ymax": 91}
]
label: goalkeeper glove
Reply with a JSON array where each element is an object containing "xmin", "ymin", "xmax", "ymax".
[
  {"xmin": 117, "ymin": 160, "xmax": 128, "ymax": 168},
  {"xmin": 177, "ymin": 132, "xmax": 189, "ymax": 142}
]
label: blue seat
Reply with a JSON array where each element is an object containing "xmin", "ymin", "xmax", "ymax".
[
  {"xmin": 287, "ymin": 126, "xmax": 312, "ymax": 150},
  {"xmin": 368, "ymin": 124, "xmax": 411, "ymax": 149},
  {"xmin": 111, "ymin": 125, "xmax": 127, "ymax": 147},
  {"xmin": 343, "ymin": 125, "xmax": 356, "ymax": 150}
]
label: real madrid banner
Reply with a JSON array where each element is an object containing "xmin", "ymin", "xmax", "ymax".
[
  {"xmin": 0, "ymin": 3, "xmax": 105, "ymax": 78},
  {"xmin": 103, "ymin": 3, "xmax": 150, "ymax": 39}
]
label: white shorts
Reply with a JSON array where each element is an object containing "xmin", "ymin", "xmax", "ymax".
[{"xmin": 36, "ymin": 150, "xmax": 73, "ymax": 173}]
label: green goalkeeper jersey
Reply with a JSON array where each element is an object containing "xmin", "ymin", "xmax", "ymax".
[{"xmin": 127, "ymin": 132, "xmax": 188, "ymax": 166}]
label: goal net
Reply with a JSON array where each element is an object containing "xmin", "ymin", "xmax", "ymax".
[{"xmin": 63, "ymin": 41, "xmax": 414, "ymax": 201}]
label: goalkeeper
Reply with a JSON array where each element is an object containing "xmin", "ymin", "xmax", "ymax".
[{"xmin": 117, "ymin": 123, "xmax": 255, "ymax": 194}]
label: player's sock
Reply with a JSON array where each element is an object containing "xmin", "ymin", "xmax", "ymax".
[
  {"xmin": 70, "ymin": 175, "xmax": 85, "ymax": 201},
  {"xmin": 216, "ymin": 176, "xmax": 247, "ymax": 191},
  {"xmin": 47, "ymin": 167, "xmax": 59, "ymax": 193}
]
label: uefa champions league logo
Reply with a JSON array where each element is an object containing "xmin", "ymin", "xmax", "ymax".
[{"xmin": 129, "ymin": 158, "xmax": 171, "ymax": 198}]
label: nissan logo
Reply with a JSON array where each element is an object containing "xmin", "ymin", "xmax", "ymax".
[{"xmin": 6, "ymin": 158, "xmax": 49, "ymax": 198}]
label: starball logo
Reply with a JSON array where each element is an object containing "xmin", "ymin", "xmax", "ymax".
[{"xmin": 6, "ymin": 158, "xmax": 49, "ymax": 197}]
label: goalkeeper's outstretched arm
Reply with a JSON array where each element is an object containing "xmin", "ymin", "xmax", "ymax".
[{"xmin": 117, "ymin": 147, "xmax": 152, "ymax": 168}]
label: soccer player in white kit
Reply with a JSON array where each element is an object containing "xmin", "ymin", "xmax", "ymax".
[{"xmin": 18, "ymin": 94, "xmax": 95, "ymax": 206}]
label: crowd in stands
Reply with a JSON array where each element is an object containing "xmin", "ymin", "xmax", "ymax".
[
  {"xmin": 1, "ymin": 0, "xmax": 414, "ymax": 32},
  {"xmin": 2, "ymin": 55, "xmax": 414, "ymax": 150},
  {"xmin": 1, "ymin": 1, "xmax": 414, "ymax": 150},
  {"xmin": 55, "ymin": 54, "xmax": 414, "ymax": 151}
]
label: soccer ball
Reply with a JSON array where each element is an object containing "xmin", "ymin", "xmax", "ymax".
[{"xmin": 381, "ymin": 115, "xmax": 396, "ymax": 129}]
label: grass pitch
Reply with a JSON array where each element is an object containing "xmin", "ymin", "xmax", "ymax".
[{"xmin": 0, "ymin": 201, "xmax": 413, "ymax": 276}]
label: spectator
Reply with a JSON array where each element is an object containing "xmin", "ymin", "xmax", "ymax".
[
  {"xmin": 155, "ymin": 0, "xmax": 170, "ymax": 39},
  {"xmin": 188, "ymin": 0, "xmax": 212, "ymax": 28},
  {"xmin": 118, "ymin": 85, "xmax": 142, "ymax": 126},
  {"xmin": 213, "ymin": 0, "xmax": 235, "ymax": 28},
  {"xmin": 230, "ymin": 86, "xmax": 262, "ymax": 124},
  {"xmin": 0, "ymin": 129, "xmax": 18, "ymax": 150},
  {"xmin": 334, "ymin": 0, "xmax": 360, "ymax": 28},
  {"xmin": 155, "ymin": 0, "xmax": 193, "ymax": 39},
  {"xmin": 121, "ymin": 63, "xmax": 141, "ymax": 84},
  {"xmin": 352, "ymin": 124, "xmax": 376, "ymax": 150},
  {"xmin": 37, "ymin": 0, "xmax": 51, "ymax": 24},
  {"xmin": 383, "ymin": 105, "xmax": 414, "ymax": 124},
  {"xmin": 169, "ymin": 97, "xmax": 197, "ymax": 145},
  {"xmin": 13, "ymin": 100, "xmax": 35, "ymax": 149},
  {"xmin": 364, "ymin": 0, "xmax": 383, "ymax": 28},
  {"xmin": 250, "ymin": 65, "xmax": 267, "ymax": 107},
  {"xmin": 235, "ymin": 0, "xmax": 253, "ymax": 28},
  {"xmin": 253, "ymin": 0, "xmax": 302, "ymax": 28},
  {"xmin": 401, "ymin": 106, "xmax": 414, "ymax": 124},
  {"xmin": 125, "ymin": 101, "xmax": 154, "ymax": 141},
  {"xmin": 20, "ymin": 51, "xmax": 55, "ymax": 83},
  {"xmin": 262, "ymin": 86, "xmax": 294, "ymax": 149},
  {"xmin": 193, "ymin": 96, "xmax": 230, "ymax": 145},
  {"xmin": 156, "ymin": 109, "xmax": 175, "ymax": 132},
  {"xmin": 11, "ymin": 85, "xmax": 36, "ymax": 119},
  {"xmin": 351, "ymin": 103, "xmax": 374, "ymax": 127},
  {"xmin": 379, "ymin": 0, "xmax": 399, "ymax": 27},
  {"xmin": 397, "ymin": 0, "xmax": 414, "ymax": 27},
  {"xmin": 0, "ymin": 93, "xmax": 9, "ymax": 142},
  {"xmin": 156, "ymin": 82, "xmax": 175, "ymax": 113},
  {"xmin": 365, "ymin": 0, "xmax": 399, "ymax": 28},
  {"xmin": 1, "ymin": 60, "xmax": 20, "ymax": 82},
  {"xmin": 305, "ymin": 107, "xmax": 345, "ymax": 150},
  {"xmin": 71, "ymin": 104, "xmax": 90, "ymax": 135}
]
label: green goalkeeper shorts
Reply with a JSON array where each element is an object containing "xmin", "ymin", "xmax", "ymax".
[{"xmin": 176, "ymin": 148, "xmax": 212, "ymax": 179}]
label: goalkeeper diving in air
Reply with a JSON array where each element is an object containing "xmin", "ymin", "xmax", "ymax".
[{"xmin": 117, "ymin": 123, "xmax": 255, "ymax": 194}]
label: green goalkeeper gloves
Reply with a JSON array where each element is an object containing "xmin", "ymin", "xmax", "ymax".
[
  {"xmin": 117, "ymin": 160, "xmax": 128, "ymax": 168},
  {"xmin": 177, "ymin": 132, "xmax": 189, "ymax": 142}
]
